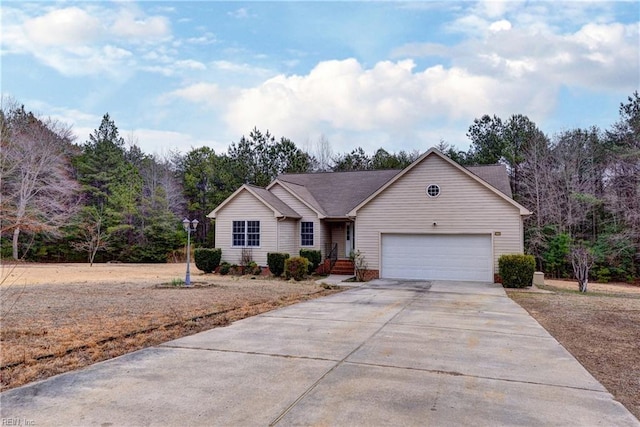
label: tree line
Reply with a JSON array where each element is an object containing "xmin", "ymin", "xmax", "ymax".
[
  {"xmin": 1, "ymin": 93, "xmax": 638, "ymax": 281},
  {"xmin": 444, "ymin": 92, "xmax": 639, "ymax": 282}
]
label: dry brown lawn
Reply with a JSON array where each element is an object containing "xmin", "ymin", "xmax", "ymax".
[
  {"xmin": 3, "ymin": 264, "xmax": 639, "ymax": 421},
  {"xmin": 507, "ymin": 279, "xmax": 640, "ymax": 420},
  {"xmin": 0, "ymin": 263, "xmax": 341, "ymax": 391}
]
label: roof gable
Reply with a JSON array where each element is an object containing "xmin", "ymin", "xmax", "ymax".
[
  {"xmin": 268, "ymin": 180, "xmax": 327, "ymax": 218},
  {"xmin": 348, "ymin": 148, "xmax": 531, "ymax": 216},
  {"xmin": 208, "ymin": 184, "xmax": 300, "ymax": 219}
]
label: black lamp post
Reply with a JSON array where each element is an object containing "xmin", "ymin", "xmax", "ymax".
[{"xmin": 182, "ymin": 218, "xmax": 199, "ymax": 286}]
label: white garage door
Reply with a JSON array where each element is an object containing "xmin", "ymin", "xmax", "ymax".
[{"xmin": 381, "ymin": 234, "xmax": 493, "ymax": 281}]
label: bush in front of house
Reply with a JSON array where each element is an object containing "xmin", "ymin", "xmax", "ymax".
[
  {"xmin": 219, "ymin": 262, "xmax": 231, "ymax": 275},
  {"xmin": 499, "ymin": 254, "xmax": 535, "ymax": 288},
  {"xmin": 299, "ymin": 249, "xmax": 322, "ymax": 274},
  {"xmin": 247, "ymin": 261, "xmax": 261, "ymax": 275},
  {"xmin": 194, "ymin": 248, "xmax": 222, "ymax": 273},
  {"xmin": 284, "ymin": 256, "xmax": 310, "ymax": 281},
  {"xmin": 267, "ymin": 252, "xmax": 290, "ymax": 277}
]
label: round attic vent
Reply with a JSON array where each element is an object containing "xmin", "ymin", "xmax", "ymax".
[{"xmin": 426, "ymin": 184, "xmax": 440, "ymax": 198}]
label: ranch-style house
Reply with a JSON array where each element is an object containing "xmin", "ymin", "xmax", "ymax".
[{"xmin": 208, "ymin": 148, "xmax": 531, "ymax": 281}]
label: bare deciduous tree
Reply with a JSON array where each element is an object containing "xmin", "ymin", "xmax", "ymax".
[
  {"xmin": 571, "ymin": 245, "xmax": 595, "ymax": 293},
  {"xmin": 309, "ymin": 134, "xmax": 334, "ymax": 172},
  {"xmin": 1, "ymin": 104, "xmax": 80, "ymax": 260},
  {"xmin": 71, "ymin": 207, "xmax": 110, "ymax": 266}
]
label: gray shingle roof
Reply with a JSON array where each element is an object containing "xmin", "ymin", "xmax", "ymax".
[
  {"xmin": 466, "ymin": 165, "xmax": 512, "ymax": 197},
  {"xmin": 246, "ymin": 185, "xmax": 301, "ymax": 218},
  {"xmin": 211, "ymin": 150, "xmax": 519, "ymax": 220},
  {"xmin": 276, "ymin": 169, "xmax": 401, "ymax": 218},
  {"xmin": 269, "ymin": 154, "xmax": 512, "ymax": 218}
]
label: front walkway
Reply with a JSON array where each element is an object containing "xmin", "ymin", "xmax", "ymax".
[
  {"xmin": 2, "ymin": 280, "xmax": 638, "ymax": 426},
  {"xmin": 316, "ymin": 274, "xmax": 355, "ymax": 286}
]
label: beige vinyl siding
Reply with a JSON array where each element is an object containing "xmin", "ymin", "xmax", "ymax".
[
  {"xmin": 356, "ymin": 154, "xmax": 523, "ymax": 273},
  {"xmin": 215, "ymin": 189, "xmax": 277, "ymax": 266},
  {"xmin": 270, "ymin": 183, "xmax": 326, "ymax": 256},
  {"xmin": 319, "ymin": 222, "xmax": 332, "ymax": 257},
  {"xmin": 277, "ymin": 219, "xmax": 297, "ymax": 257}
]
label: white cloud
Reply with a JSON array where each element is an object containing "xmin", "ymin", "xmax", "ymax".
[
  {"xmin": 396, "ymin": 17, "xmax": 638, "ymax": 92},
  {"xmin": 14, "ymin": 43, "xmax": 134, "ymax": 78},
  {"xmin": 211, "ymin": 60, "xmax": 270, "ymax": 76},
  {"xmin": 480, "ymin": 22, "xmax": 638, "ymax": 90},
  {"xmin": 2, "ymin": 4, "xmax": 175, "ymax": 77},
  {"xmin": 186, "ymin": 33, "xmax": 217, "ymax": 45},
  {"xmin": 220, "ymin": 58, "xmax": 551, "ymax": 153},
  {"xmin": 449, "ymin": 1, "xmax": 619, "ymax": 37},
  {"xmin": 23, "ymin": 7, "xmax": 103, "ymax": 46},
  {"xmin": 475, "ymin": 0, "xmax": 524, "ymax": 19},
  {"xmin": 175, "ymin": 59, "xmax": 206, "ymax": 70},
  {"xmin": 122, "ymin": 128, "xmax": 227, "ymax": 155},
  {"xmin": 110, "ymin": 9, "xmax": 171, "ymax": 41},
  {"xmin": 166, "ymin": 83, "xmax": 224, "ymax": 107},
  {"xmin": 489, "ymin": 19, "xmax": 512, "ymax": 32},
  {"xmin": 20, "ymin": 103, "xmax": 102, "ymax": 141},
  {"xmin": 103, "ymin": 45, "xmax": 133, "ymax": 61},
  {"xmin": 71, "ymin": 125, "xmax": 226, "ymax": 155},
  {"xmin": 228, "ymin": 8, "xmax": 251, "ymax": 19}
]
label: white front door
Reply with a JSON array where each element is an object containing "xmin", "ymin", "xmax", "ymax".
[{"xmin": 345, "ymin": 223, "xmax": 354, "ymax": 257}]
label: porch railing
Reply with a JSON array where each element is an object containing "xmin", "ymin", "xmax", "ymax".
[{"xmin": 325, "ymin": 242, "xmax": 338, "ymax": 273}]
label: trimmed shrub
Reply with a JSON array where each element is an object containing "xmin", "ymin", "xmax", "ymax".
[
  {"xmin": 219, "ymin": 262, "xmax": 231, "ymax": 275},
  {"xmin": 284, "ymin": 256, "xmax": 310, "ymax": 281},
  {"xmin": 299, "ymin": 249, "xmax": 322, "ymax": 274},
  {"xmin": 194, "ymin": 248, "xmax": 222, "ymax": 273},
  {"xmin": 267, "ymin": 252, "xmax": 289, "ymax": 277},
  {"xmin": 247, "ymin": 261, "xmax": 261, "ymax": 275},
  {"xmin": 499, "ymin": 254, "xmax": 535, "ymax": 288}
]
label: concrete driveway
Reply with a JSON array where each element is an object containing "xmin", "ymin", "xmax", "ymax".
[{"xmin": 2, "ymin": 280, "xmax": 638, "ymax": 426}]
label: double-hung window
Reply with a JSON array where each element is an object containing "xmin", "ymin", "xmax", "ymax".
[
  {"xmin": 301, "ymin": 221, "xmax": 314, "ymax": 246},
  {"xmin": 232, "ymin": 220, "xmax": 260, "ymax": 247}
]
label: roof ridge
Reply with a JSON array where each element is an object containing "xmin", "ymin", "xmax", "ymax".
[{"xmin": 278, "ymin": 168, "xmax": 402, "ymax": 177}]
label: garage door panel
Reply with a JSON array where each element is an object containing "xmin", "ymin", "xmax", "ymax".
[{"xmin": 381, "ymin": 234, "xmax": 492, "ymax": 282}]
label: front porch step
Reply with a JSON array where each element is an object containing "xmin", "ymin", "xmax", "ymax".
[{"xmin": 330, "ymin": 259, "xmax": 354, "ymax": 275}]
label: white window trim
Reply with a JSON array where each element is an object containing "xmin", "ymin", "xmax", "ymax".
[
  {"xmin": 426, "ymin": 184, "xmax": 441, "ymax": 198},
  {"xmin": 232, "ymin": 220, "xmax": 261, "ymax": 248}
]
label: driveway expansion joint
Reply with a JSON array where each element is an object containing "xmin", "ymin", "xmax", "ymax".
[
  {"xmin": 341, "ymin": 360, "xmax": 613, "ymax": 394},
  {"xmin": 157, "ymin": 344, "xmax": 342, "ymax": 363},
  {"xmin": 268, "ymin": 289, "xmax": 425, "ymax": 426},
  {"xmin": 389, "ymin": 321, "xmax": 558, "ymax": 338}
]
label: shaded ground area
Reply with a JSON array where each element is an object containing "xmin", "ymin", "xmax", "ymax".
[
  {"xmin": 508, "ymin": 280, "xmax": 640, "ymax": 420},
  {"xmin": 0, "ymin": 263, "xmax": 341, "ymax": 391}
]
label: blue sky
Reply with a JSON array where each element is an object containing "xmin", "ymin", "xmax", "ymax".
[{"xmin": 2, "ymin": 1, "xmax": 638, "ymax": 157}]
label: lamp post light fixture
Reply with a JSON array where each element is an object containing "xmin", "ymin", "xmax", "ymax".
[{"xmin": 182, "ymin": 218, "xmax": 199, "ymax": 286}]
